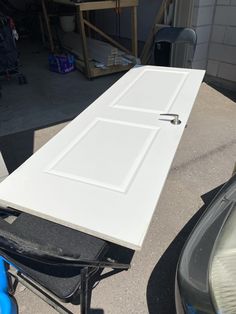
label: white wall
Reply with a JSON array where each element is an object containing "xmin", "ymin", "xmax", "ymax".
[
  {"xmin": 207, "ymin": 0, "xmax": 236, "ymax": 85},
  {"xmin": 192, "ymin": 0, "xmax": 236, "ymax": 88},
  {"xmin": 191, "ymin": 0, "xmax": 216, "ymax": 70},
  {"xmin": 94, "ymin": 0, "xmax": 163, "ymax": 42}
]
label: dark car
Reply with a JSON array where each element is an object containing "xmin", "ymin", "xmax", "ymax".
[{"xmin": 176, "ymin": 173, "xmax": 236, "ymax": 314}]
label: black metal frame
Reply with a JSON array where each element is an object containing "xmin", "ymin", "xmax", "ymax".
[
  {"xmin": 6, "ymin": 257, "xmax": 130, "ymax": 314},
  {"xmin": 0, "ymin": 206, "xmax": 132, "ymax": 313}
]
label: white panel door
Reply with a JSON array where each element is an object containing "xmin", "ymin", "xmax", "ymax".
[{"xmin": 0, "ymin": 66, "xmax": 205, "ymax": 250}]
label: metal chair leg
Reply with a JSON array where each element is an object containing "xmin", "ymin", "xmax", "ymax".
[{"xmin": 80, "ymin": 267, "xmax": 89, "ymax": 314}]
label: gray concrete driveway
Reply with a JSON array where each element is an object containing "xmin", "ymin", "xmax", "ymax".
[{"xmin": 3, "ymin": 83, "xmax": 236, "ymax": 313}]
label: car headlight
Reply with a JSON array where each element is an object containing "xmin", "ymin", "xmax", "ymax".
[
  {"xmin": 210, "ymin": 203, "xmax": 236, "ymax": 314},
  {"xmin": 176, "ymin": 175, "xmax": 236, "ymax": 314}
]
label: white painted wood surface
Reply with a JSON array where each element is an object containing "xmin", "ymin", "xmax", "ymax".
[{"xmin": 0, "ymin": 66, "xmax": 205, "ymax": 250}]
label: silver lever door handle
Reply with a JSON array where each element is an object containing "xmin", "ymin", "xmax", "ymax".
[{"xmin": 160, "ymin": 113, "xmax": 181, "ymax": 125}]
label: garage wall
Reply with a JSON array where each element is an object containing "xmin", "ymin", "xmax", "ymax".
[
  {"xmin": 207, "ymin": 0, "xmax": 236, "ymax": 87},
  {"xmin": 171, "ymin": 0, "xmax": 194, "ymax": 68},
  {"xmin": 192, "ymin": 0, "xmax": 236, "ymax": 89},
  {"xmin": 94, "ymin": 0, "xmax": 163, "ymax": 42},
  {"xmin": 191, "ymin": 0, "xmax": 216, "ymax": 70}
]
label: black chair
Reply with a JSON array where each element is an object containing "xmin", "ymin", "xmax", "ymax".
[
  {"xmin": 154, "ymin": 27, "xmax": 197, "ymax": 68},
  {"xmin": 0, "ymin": 210, "xmax": 131, "ymax": 314}
]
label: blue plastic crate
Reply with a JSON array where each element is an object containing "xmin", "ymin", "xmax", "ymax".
[{"xmin": 48, "ymin": 54, "xmax": 75, "ymax": 74}]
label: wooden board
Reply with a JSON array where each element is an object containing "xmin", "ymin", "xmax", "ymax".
[
  {"xmin": 75, "ymin": 60, "xmax": 134, "ymax": 77},
  {"xmin": 52, "ymin": 0, "xmax": 138, "ymax": 10},
  {"xmin": 0, "ymin": 66, "xmax": 205, "ymax": 250}
]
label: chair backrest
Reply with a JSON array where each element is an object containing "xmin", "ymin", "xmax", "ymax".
[
  {"xmin": 154, "ymin": 27, "xmax": 197, "ymax": 68},
  {"xmin": 155, "ymin": 27, "xmax": 197, "ymax": 46}
]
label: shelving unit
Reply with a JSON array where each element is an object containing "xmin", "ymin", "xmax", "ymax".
[{"xmin": 42, "ymin": 0, "xmax": 139, "ymax": 79}]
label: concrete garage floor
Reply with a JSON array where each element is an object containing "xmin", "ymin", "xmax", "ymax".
[
  {"xmin": 0, "ymin": 41, "xmax": 122, "ymax": 137},
  {"xmin": 0, "ymin": 47, "xmax": 236, "ymax": 313}
]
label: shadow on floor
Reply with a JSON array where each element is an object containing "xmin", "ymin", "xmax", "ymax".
[
  {"xmin": 0, "ymin": 130, "xmax": 34, "ymax": 173},
  {"xmin": 0, "ymin": 118, "xmax": 75, "ymax": 173},
  {"xmin": 0, "ymin": 40, "xmax": 122, "ymax": 137},
  {"xmin": 146, "ymin": 183, "xmax": 224, "ymax": 314},
  {"xmin": 207, "ymin": 82, "xmax": 236, "ymax": 103}
]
